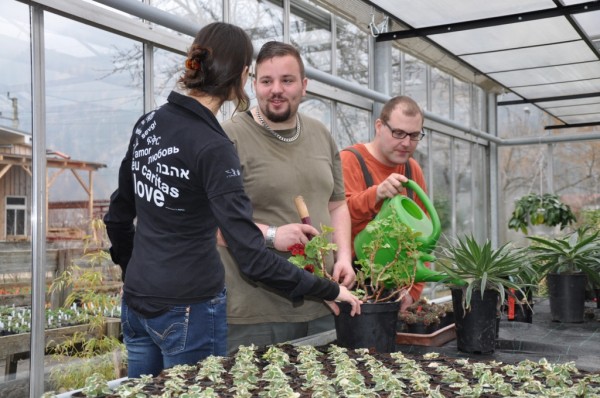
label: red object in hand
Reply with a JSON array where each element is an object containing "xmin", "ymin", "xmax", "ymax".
[{"xmin": 288, "ymin": 243, "xmax": 305, "ymax": 256}]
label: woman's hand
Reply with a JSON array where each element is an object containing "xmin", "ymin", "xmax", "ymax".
[{"xmin": 325, "ymin": 285, "xmax": 362, "ymax": 316}]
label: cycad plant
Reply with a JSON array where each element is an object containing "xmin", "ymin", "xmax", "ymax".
[
  {"xmin": 439, "ymin": 235, "xmax": 533, "ymax": 310},
  {"xmin": 528, "ymin": 227, "xmax": 600, "ymax": 286}
]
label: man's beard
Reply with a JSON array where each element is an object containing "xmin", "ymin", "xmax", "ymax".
[{"xmin": 263, "ymin": 99, "xmax": 292, "ymax": 123}]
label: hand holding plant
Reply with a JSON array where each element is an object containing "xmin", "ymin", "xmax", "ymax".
[{"xmin": 288, "ymin": 225, "xmax": 337, "ymax": 280}]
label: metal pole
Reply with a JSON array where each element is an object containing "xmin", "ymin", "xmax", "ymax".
[{"xmin": 30, "ymin": 4, "xmax": 48, "ymax": 397}]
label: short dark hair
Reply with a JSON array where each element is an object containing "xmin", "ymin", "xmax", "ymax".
[
  {"xmin": 255, "ymin": 41, "xmax": 305, "ymax": 79},
  {"xmin": 379, "ymin": 96, "xmax": 424, "ymax": 125},
  {"xmin": 178, "ymin": 22, "xmax": 253, "ymax": 112}
]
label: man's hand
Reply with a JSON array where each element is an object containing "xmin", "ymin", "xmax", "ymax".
[
  {"xmin": 399, "ymin": 289, "xmax": 415, "ymax": 312},
  {"xmin": 273, "ymin": 223, "xmax": 320, "ymax": 251},
  {"xmin": 375, "ymin": 173, "xmax": 408, "ymax": 202},
  {"xmin": 332, "ymin": 260, "xmax": 356, "ymax": 289}
]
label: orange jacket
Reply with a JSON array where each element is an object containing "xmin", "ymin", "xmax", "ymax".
[{"xmin": 341, "ymin": 143, "xmax": 429, "ymax": 301}]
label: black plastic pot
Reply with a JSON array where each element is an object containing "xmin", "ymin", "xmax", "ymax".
[
  {"xmin": 335, "ymin": 301, "xmax": 400, "ymax": 353},
  {"xmin": 451, "ymin": 288, "xmax": 499, "ymax": 354},
  {"xmin": 439, "ymin": 311, "xmax": 455, "ymax": 329},
  {"xmin": 547, "ymin": 273, "xmax": 587, "ymax": 323}
]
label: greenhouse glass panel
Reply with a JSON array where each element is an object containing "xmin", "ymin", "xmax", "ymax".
[
  {"xmin": 44, "ymin": 13, "xmax": 143, "ymax": 202},
  {"xmin": 0, "ymin": 3, "xmax": 32, "ymax": 389},
  {"xmin": 431, "ymin": 68, "xmax": 450, "ymax": 119},
  {"xmin": 148, "ymin": 0, "xmax": 222, "ymax": 34},
  {"xmin": 335, "ymin": 17, "xmax": 368, "ymax": 87},
  {"xmin": 430, "ymin": 133, "xmax": 452, "ymax": 241},
  {"xmin": 453, "ymin": 78, "xmax": 470, "ymax": 128},
  {"xmin": 301, "ymin": 96, "xmax": 332, "ymax": 134},
  {"xmin": 290, "ymin": 0, "xmax": 332, "ymax": 73},
  {"xmin": 404, "ymin": 53, "xmax": 427, "ymax": 110},
  {"xmin": 335, "ymin": 103, "xmax": 370, "ymax": 149},
  {"xmin": 0, "ymin": 3, "xmax": 32, "ymax": 133},
  {"xmin": 231, "ymin": 0, "xmax": 283, "ymax": 49},
  {"xmin": 454, "ymin": 140, "xmax": 473, "ymax": 237},
  {"xmin": 154, "ymin": 47, "xmax": 186, "ymax": 109}
]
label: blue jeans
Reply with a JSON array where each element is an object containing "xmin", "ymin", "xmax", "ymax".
[{"xmin": 121, "ymin": 289, "xmax": 227, "ymax": 378}]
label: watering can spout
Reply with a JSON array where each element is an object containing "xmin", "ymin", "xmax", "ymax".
[{"xmin": 414, "ymin": 257, "xmax": 466, "ymax": 286}]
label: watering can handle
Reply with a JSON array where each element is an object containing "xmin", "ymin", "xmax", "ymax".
[{"xmin": 402, "ymin": 179, "xmax": 441, "ymax": 248}]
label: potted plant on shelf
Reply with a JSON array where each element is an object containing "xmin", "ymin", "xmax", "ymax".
[
  {"xmin": 528, "ymin": 226, "xmax": 600, "ymax": 323},
  {"xmin": 508, "ymin": 192, "xmax": 576, "ymax": 235},
  {"xmin": 438, "ymin": 235, "xmax": 533, "ymax": 354}
]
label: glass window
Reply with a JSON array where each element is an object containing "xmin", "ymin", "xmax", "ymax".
[
  {"xmin": 231, "ymin": 0, "xmax": 284, "ymax": 50},
  {"xmin": 413, "ymin": 133, "xmax": 429, "ymax": 185},
  {"xmin": 0, "ymin": 3, "xmax": 32, "ymax": 133},
  {"xmin": 149, "ymin": 0, "xmax": 222, "ymax": 34},
  {"xmin": 404, "ymin": 53, "xmax": 427, "ymax": 109},
  {"xmin": 431, "ymin": 67, "xmax": 450, "ymax": 119},
  {"xmin": 290, "ymin": 0, "xmax": 332, "ymax": 73},
  {"xmin": 453, "ymin": 77, "xmax": 471, "ymax": 127},
  {"xmin": 472, "ymin": 144, "xmax": 487, "ymax": 241},
  {"xmin": 430, "ymin": 133, "xmax": 452, "ymax": 243},
  {"xmin": 154, "ymin": 47, "xmax": 185, "ymax": 109},
  {"xmin": 301, "ymin": 95, "xmax": 331, "ymax": 131},
  {"xmin": 335, "ymin": 103, "xmax": 370, "ymax": 149},
  {"xmin": 44, "ymin": 13, "xmax": 144, "ymax": 205},
  {"xmin": 335, "ymin": 17, "xmax": 368, "ymax": 87},
  {"xmin": 454, "ymin": 139, "xmax": 473, "ymax": 237},
  {"xmin": 6, "ymin": 196, "xmax": 27, "ymax": 236},
  {"xmin": 1, "ymin": 2, "xmax": 32, "ymax": 391},
  {"xmin": 391, "ymin": 46, "xmax": 403, "ymax": 95}
]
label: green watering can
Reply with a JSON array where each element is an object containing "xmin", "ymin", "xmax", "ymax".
[{"xmin": 354, "ymin": 179, "xmax": 464, "ymax": 285}]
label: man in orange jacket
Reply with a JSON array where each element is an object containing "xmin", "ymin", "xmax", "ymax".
[{"xmin": 341, "ymin": 96, "xmax": 429, "ymax": 312}]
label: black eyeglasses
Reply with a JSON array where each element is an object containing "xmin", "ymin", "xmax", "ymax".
[{"xmin": 382, "ymin": 120, "xmax": 425, "ymax": 141}]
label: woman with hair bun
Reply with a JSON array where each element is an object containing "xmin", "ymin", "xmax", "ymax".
[{"xmin": 104, "ymin": 22, "xmax": 361, "ymax": 378}]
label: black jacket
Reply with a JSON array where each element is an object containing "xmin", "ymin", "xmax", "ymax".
[{"xmin": 104, "ymin": 91, "xmax": 338, "ymax": 316}]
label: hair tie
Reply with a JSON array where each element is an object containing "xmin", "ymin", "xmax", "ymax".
[{"xmin": 185, "ymin": 58, "xmax": 201, "ymax": 71}]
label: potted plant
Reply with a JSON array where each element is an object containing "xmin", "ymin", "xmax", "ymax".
[
  {"xmin": 508, "ymin": 192, "xmax": 576, "ymax": 235},
  {"xmin": 334, "ymin": 180, "xmax": 451, "ymax": 352},
  {"xmin": 333, "ymin": 209, "xmax": 428, "ymax": 352},
  {"xmin": 528, "ymin": 227, "xmax": 600, "ymax": 323},
  {"xmin": 398, "ymin": 300, "xmax": 443, "ymax": 334},
  {"xmin": 438, "ymin": 235, "xmax": 532, "ymax": 354}
]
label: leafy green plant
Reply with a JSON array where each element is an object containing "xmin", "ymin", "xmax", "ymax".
[
  {"xmin": 439, "ymin": 235, "xmax": 533, "ymax": 310},
  {"xmin": 288, "ymin": 225, "xmax": 337, "ymax": 278},
  {"xmin": 508, "ymin": 193, "xmax": 576, "ymax": 234},
  {"xmin": 528, "ymin": 227, "xmax": 600, "ymax": 286},
  {"xmin": 47, "ymin": 218, "xmax": 126, "ymax": 392},
  {"xmin": 353, "ymin": 210, "xmax": 423, "ymax": 303}
]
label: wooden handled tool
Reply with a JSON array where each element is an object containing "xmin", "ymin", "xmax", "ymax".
[
  {"xmin": 294, "ymin": 195, "xmax": 315, "ymax": 240},
  {"xmin": 294, "ymin": 195, "xmax": 312, "ymax": 226}
]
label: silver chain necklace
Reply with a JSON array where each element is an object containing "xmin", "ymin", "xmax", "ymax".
[{"xmin": 255, "ymin": 108, "xmax": 301, "ymax": 143}]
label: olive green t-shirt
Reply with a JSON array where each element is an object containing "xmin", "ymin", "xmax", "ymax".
[{"xmin": 219, "ymin": 111, "xmax": 345, "ymax": 324}]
